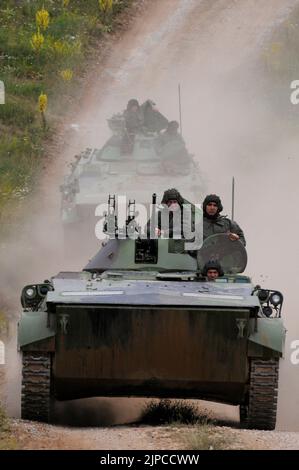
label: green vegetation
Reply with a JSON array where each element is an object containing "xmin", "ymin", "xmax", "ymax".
[
  {"xmin": 185, "ymin": 424, "xmax": 234, "ymax": 450},
  {"xmin": 0, "ymin": 404, "xmax": 17, "ymax": 450},
  {"xmin": 0, "ymin": 0, "xmax": 132, "ymax": 223},
  {"xmin": 140, "ymin": 399, "xmax": 213, "ymax": 425},
  {"xmin": 140, "ymin": 400, "xmax": 241, "ymax": 450},
  {"xmin": 0, "ymin": 310, "xmax": 8, "ymax": 335}
]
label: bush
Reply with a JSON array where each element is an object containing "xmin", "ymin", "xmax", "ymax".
[
  {"xmin": 140, "ymin": 399, "xmax": 213, "ymax": 425},
  {"xmin": 0, "ymin": 0, "xmax": 132, "ymax": 227},
  {"xmin": 186, "ymin": 424, "xmax": 234, "ymax": 450},
  {"xmin": 0, "ymin": 404, "xmax": 17, "ymax": 450}
]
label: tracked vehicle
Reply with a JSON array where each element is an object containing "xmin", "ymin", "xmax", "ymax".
[
  {"xmin": 19, "ymin": 196, "xmax": 285, "ymax": 429},
  {"xmin": 60, "ymin": 103, "xmax": 203, "ymax": 255}
]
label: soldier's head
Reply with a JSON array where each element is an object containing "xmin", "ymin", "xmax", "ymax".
[
  {"xmin": 203, "ymin": 194, "xmax": 223, "ymax": 218},
  {"xmin": 167, "ymin": 120, "xmax": 179, "ymax": 135},
  {"xmin": 161, "ymin": 188, "xmax": 183, "ymax": 211},
  {"xmin": 127, "ymin": 99, "xmax": 139, "ymax": 112},
  {"xmin": 145, "ymin": 99, "xmax": 157, "ymax": 111},
  {"xmin": 202, "ymin": 260, "xmax": 224, "ymax": 281}
]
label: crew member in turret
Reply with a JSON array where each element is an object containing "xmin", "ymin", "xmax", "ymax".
[
  {"xmin": 203, "ymin": 194, "xmax": 246, "ymax": 246},
  {"xmin": 121, "ymin": 99, "xmax": 144, "ymax": 154},
  {"xmin": 158, "ymin": 121, "xmax": 183, "ymax": 145},
  {"xmin": 124, "ymin": 99, "xmax": 144, "ymax": 134},
  {"xmin": 202, "ymin": 260, "xmax": 224, "ymax": 281},
  {"xmin": 141, "ymin": 99, "xmax": 168, "ymax": 133},
  {"xmin": 147, "ymin": 188, "xmax": 193, "ymax": 239}
]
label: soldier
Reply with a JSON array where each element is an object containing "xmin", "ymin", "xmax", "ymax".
[
  {"xmin": 157, "ymin": 121, "xmax": 184, "ymax": 147},
  {"xmin": 161, "ymin": 187, "xmax": 184, "ymax": 209},
  {"xmin": 121, "ymin": 99, "xmax": 144, "ymax": 154},
  {"xmin": 123, "ymin": 99, "xmax": 144, "ymax": 134},
  {"xmin": 203, "ymin": 194, "xmax": 246, "ymax": 246},
  {"xmin": 202, "ymin": 260, "xmax": 224, "ymax": 281},
  {"xmin": 156, "ymin": 121, "xmax": 191, "ymax": 170},
  {"xmin": 156, "ymin": 188, "xmax": 184, "ymax": 238},
  {"xmin": 147, "ymin": 188, "xmax": 189, "ymax": 239},
  {"xmin": 141, "ymin": 99, "xmax": 168, "ymax": 133}
]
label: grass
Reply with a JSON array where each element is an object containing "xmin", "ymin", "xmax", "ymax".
[
  {"xmin": 0, "ymin": 404, "xmax": 17, "ymax": 450},
  {"xmin": 139, "ymin": 399, "xmax": 241, "ymax": 450},
  {"xmin": 185, "ymin": 424, "xmax": 235, "ymax": 450},
  {"xmin": 140, "ymin": 399, "xmax": 213, "ymax": 426},
  {"xmin": 0, "ymin": 0, "xmax": 133, "ymax": 227},
  {"xmin": 0, "ymin": 310, "xmax": 8, "ymax": 335}
]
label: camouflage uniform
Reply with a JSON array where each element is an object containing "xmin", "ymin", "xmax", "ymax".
[
  {"xmin": 121, "ymin": 99, "xmax": 144, "ymax": 154},
  {"xmin": 203, "ymin": 215, "xmax": 246, "ymax": 246},
  {"xmin": 147, "ymin": 189, "xmax": 193, "ymax": 240},
  {"xmin": 202, "ymin": 194, "xmax": 246, "ymax": 246},
  {"xmin": 141, "ymin": 100, "xmax": 168, "ymax": 133},
  {"xmin": 124, "ymin": 108, "xmax": 144, "ymax": 134}
]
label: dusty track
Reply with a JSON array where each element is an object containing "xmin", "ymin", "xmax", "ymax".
[
  {"xmin": 1, "ymin": 0, "xmax": 299, "ymax": 447},
  {"xmin": 9, "ymin": 419, "xmax": 299, "ymax": 450}
]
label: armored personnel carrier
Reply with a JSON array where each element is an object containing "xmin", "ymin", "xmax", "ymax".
[
  {"xmin": 19, "ymin": 196, "xmax": 285, "ymax": 430},
  {"xmin": 60, "ymin": 102, "xmax": 203, "ymax": 256}
]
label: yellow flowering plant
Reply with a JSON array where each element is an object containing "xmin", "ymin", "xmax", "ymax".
[
  {"xmin": 30, "ymin": 29, "xmax": 45, "ymax": 53},
  {"xmin": 60, "ymin": 69, "xmax": 73, "ymax": 81},
  {"xmin": 38, "ymin": 93, "xmax": 48, "ymax": 129},
  {"xmin": 98, "ymin": 0, "xmax": 113, "ymax": 20},
  {"xmin": 36, "ymin": 8, "xmax": 50, "ymax": 31}
]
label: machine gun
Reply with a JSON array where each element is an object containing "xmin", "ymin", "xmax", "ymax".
[
  {"xmin": 103, "ymin": 195, "xmax": 117, "ymax": 237},
  {"xmin": 103, "ymin": 195, "xmax": 141, "ymax": 239}
]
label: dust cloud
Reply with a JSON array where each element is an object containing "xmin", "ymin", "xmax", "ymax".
[
  {"xmin": 1, "ymin": 0, "xmax": 299, "ymax": 430},
  {"xmin": 52, "ymin": 398, "xmax": 146, "ymax": 427}
]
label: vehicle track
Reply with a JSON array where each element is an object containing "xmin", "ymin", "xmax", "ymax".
[{"xmin": 1, "ymin": 0, "xmax": 299, "ymax": 445}]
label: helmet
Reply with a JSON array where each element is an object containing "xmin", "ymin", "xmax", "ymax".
[
  {"xmin": 167, "ymin": 120, "xmax": 179, "ymax": 132},
  {"xmin": 145, "ymin": 99, "xmax": 156, "ymax": 108},
  {"xmin": 161, "ymin": 188, "xmax": 184, "ymax": 206},
  {"xmin": 127, "ymin": 99, "xmax": 139, "ymax": 110},
  {"xmin": 202, "ymin": 194, "xmax": 223, "ymax": 214},
  {"xmin": 202, "ymin": 260, "xmax": 224, "ymax": 277}
]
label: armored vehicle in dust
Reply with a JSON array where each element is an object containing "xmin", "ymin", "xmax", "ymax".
[
  {"xmin": 19, "ymin": 196, "xmax": 284, "ymax": 430},
  {"xmin": 60, "ymin": 103, "xmax": 203, "ymax": 256}
]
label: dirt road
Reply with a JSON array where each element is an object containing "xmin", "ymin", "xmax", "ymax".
[
  {"xmin": 1, "ymin": 0, "xmax": 299, "ymax": 447},
  {"xmin": 9, "ymin": 419, "xmax": 299, "ymax": 450}
]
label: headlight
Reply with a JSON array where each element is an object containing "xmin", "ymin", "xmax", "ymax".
[
  {"xmin": 25, "ymin": 287, "xmax": 36, "ymax": 299},
  {"xmin": 270, "ymin": 292, "xmax": 283, "ymax": 307},
  {"xmin": 21, "ymin": 283, "xmax": 53, "ymax": 310},
  {"xmin": 258, "ymin": 289, "xmax": 269, "ymax": 302},
  {"xmin": 38, "ymin": 285, "xmax": 51, "ymax": 296},
  {"xmin": 263, "ymin": 306, "xmax": 273, "ymax": 317}
]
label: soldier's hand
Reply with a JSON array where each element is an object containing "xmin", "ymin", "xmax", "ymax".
[{"xmin": 228, "ymin": 232, "xmax": 240, "ymax": 241}]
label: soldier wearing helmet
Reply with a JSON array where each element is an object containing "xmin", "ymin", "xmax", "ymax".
[
  {"xmin": 141, "ymin": 99, "xmax": 168, "ymax": 133},
  {"xmin": 158, "ymin": 121, "xmax": 183, "ymax": 147},
  {"xmin": 124, "ymin": 99, "xmax": 144, "ymax": 134},
  {"xmin": 202, "ymin": 260, "xmax": 224, "ymax": 281},
  {"xmin": 161, "ymin": 187, "xmax": 184, "ymax": 208},
  {"xmin": 203, "ymin": 194, "xmax": 246, "ymax": 246},
  {"xmin": 121, "ymin": 99, "xmax": 144, "ymax": 154},
  {"xmin": 147, "ymin": 188, "xmax": 193, "ymax": 239},
  {"xmin": 156, "ymin": 121, "xmax": 190, "ymax": 169}
]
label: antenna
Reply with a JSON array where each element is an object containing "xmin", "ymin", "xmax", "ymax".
[
  {"xmin": 150, "ymin": 193, "xmax": 157, "ymax": 239},
  {"xmin": 231, "ymin": 177, "xmax": 235, "ymax": 221},
  {"xmin": 178, "ymin": 84, "xmax": 183, "ymax": 136}
]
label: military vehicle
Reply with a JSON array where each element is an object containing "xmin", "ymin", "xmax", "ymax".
[
  {"xmin": 60, "ymin": 101, "xmax": 203, "ymax": 256},
  {"xmin": 19, "ymin": 195, "xmax": 285, "ymax": 430}
]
